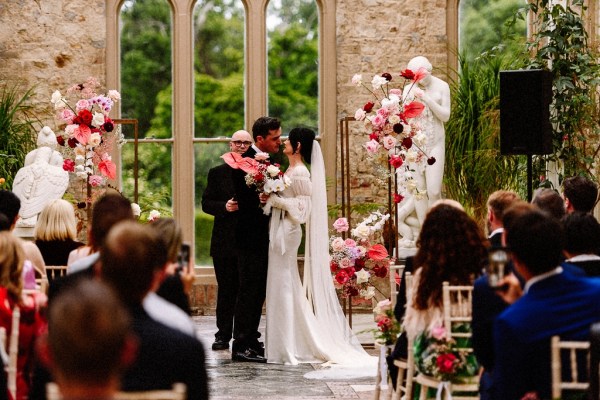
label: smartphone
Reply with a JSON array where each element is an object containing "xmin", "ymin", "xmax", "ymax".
[
  {"xmin": 177, "ymin": 242, "xmax": 191, "ymax": 274},
  {"xmin": 487, "ymin": 247, "xmax": 509, "ymax": 288}
]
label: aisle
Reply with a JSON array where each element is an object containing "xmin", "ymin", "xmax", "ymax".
[{"xmin": 193, "ymin": 315, "xmax": 386, "ymax": 399}]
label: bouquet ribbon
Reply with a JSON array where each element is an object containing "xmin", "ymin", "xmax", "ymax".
[
  {"xmin": 436, "ymin": 381, "xmax": 452, "ymax": 400},
  {"xmin": 269, "ymin": 208, "xmax": 286, "ymax": 255}
]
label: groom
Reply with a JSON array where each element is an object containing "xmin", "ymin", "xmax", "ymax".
[{"xmin": 231, "ymin": 116, "xmax": 282, "ymax": 362}]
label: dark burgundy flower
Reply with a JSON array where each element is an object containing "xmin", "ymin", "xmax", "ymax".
[
  {"xmin": 427, "ymin": 157, "xmax": 436, "ymax": 165},
  {"xmin": 103, "ymin": 118, "xmax": 114, "ymax": 132},
  {"xmin": 363, "ymin": 102, "xmax": 375, "ymax": 113},
  {"xmin": 56, "ymin": 135, "xmax": 65, "ymax": 146},
  {"xmin": 67, "ymin": 137, "xmax": 79, "ymax": 148},
  {"xmin": 77, "ymin": 202, "xmax": 87, "ymax": 209},
  {"xmin": 400, "ymin": 69, "xmax": 415, "ymax": 80},
  {"xmin": 354, "ymin": 258, "xmax": 365, "ymax": 271},
  {"xmin": 381, "ymin": 72, "xmax": 392, "ymax": 82},
  {"xmin": 401, "ymin": 137, "xmax": 412, "ymax": 149},
  {"xmin": 330, "ymin": 261, "xmax": 339, "ymax": 273},
  {"xmin": 373, "ymin": 265, "xmax": 388, "ymax": 278},
  {"xmin": 393, "ymin": 123, "xmax": 404, "ymax": 134},
  {"xmin": 347, "ymin": 286, "xmax": 359, "ymax": 297}
]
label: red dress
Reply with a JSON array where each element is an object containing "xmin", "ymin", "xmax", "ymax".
[{"xmin": 0, "ymin": 288, "xmax": 47, "ymax": 400}]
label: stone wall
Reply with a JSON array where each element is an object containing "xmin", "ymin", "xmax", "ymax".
[{"xmin": 0, "ymin": 0, "xmax": 106, "ymax": 129}]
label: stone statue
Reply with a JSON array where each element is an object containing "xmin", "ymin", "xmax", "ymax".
[
  {"xmin": 397, "ymin": 56, "xmax": 451, "ymax": 250},
  {"xmin": 12, "ymin": 126, "xmax": 69, "ymax": 228}
]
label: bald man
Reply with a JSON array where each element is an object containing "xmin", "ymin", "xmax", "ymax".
[{"xmin": 201, "ymin": 130, "xmax": 253, "ymax": 350}]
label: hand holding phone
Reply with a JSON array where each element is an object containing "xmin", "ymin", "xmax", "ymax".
[{"xmin": 177, "ymin": 243, "xmax": 191, "ymax": 274}]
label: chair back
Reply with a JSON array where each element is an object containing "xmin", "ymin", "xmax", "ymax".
[
  {"xmin": 47, "ymin": 382, "xmax": 187, "ymax": 400},
  {"xmin": 590, "ymin": 322, "xmax": 600, "ymax": 400},
  {"xmin": 442, "ymin": 282, "xmax": 474, "ymax": 342},
  {"xmin": 551, "ymin": 336, "xmax": 590, "ymax": 399},
  {"xmin": 46, "ymin": 266, "xmax": 68, "ymax": 280},
  {"xmin": 389, "ymin": 264, "xmax": 405, "ymax": 309}
]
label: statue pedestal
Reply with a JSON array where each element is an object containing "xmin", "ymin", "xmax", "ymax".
[
  {"xmin": 396, "ymin": 245, "xmax": 417, "ymax": 261},
  {"xmin": 13, "ymin": 226, "xmax": 35, "ymax": 240}
]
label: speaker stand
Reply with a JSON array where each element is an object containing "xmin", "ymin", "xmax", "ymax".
[{"xmin": 527, "ymin": 154, "xmax": 533, "ymax": 202}]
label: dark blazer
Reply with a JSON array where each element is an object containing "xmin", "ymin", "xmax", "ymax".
[
  {"xmin": 232, "ymin": 147, "xmax": 269, "ymax": 250},
  {"xmin": 201, "ymin": 163, "xmax": 238, "ymax": 258},
  {"xmin": 492, "ymin": 271, "xmax": 600, "ymax": 400},
  {"xmin": 122, "ymin": 305, "xmax": 209, "ymax": 400}
]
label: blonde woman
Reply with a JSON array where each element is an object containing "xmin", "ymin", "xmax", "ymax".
[
  {"xmin": 34, "ymin": 199, "xmax": 83, "ymax": 268},
  {"xmin": 0, "ymin": 232, "xmax": 47, "ymax": 400}
]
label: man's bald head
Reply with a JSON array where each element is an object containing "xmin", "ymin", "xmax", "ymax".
[{"xmin": 229, "ymin": 130, "xmax": 253, "ymax": 154}]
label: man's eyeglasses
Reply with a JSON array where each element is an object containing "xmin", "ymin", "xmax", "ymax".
[{"xmin": 231, "ymin": 140, "xmax": 252, "ymax": 147}]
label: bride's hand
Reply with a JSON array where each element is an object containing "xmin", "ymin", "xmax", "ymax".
[{"xmin": 259, "ymin": 193, "xmax": 270, "ymax": 204}]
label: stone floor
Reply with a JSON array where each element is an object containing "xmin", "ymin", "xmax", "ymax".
[{"xmin": 192, "ymin": 314, "xmax": 391, "ymax": 400}]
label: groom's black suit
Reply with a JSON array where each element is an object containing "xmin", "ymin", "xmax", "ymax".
[{"xmin": 231, "ymin": 146, "xmax": 270, "ymax": 358}]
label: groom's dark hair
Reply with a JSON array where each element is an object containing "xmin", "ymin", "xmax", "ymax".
[
  {"xmin": 252, "ymin": 116, "xmax": 280, "ymax": 141},
  {"xmin": 289, "ymin": 127, "xmax": 315, "ymax": 164}
]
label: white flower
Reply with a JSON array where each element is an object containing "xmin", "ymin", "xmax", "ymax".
[
  {"xmin": 148, "ymin": 210, "xmax": 161, "ymax": 222},
  {"xmin": 74, "ymin": 145, "xmax": 86, "ymax": 157},
  {"xmin": 355, "ymin": 108, "xmax": 367, "ymax": 121},
  {"xmin": 382, "ymin": 135, "xmax": 397, "ymax": 150},
  {"xmin": 266, "ymin": 165, "xmax": 280, "ymax": 177},
  {"xmin": 388, "ymin": 114, "xmax": 400, "ymax": 125},
  {"xmin": 352, "ymin": 74, "xmax": 363, "ymax": 86},
  {"xmin": 65, "ymin": 124, "xmax": 77, "ymax": 136},
  {"xmin": 75, "ymin": 154, "xmax": 85, "ymax": 163},
  {"xmin": 381, "ymin": 94, "xmax": 400, "ymax": 112},
  {"xmin": 271, "ymin": 178, "xmax": 286, "ymax": 193},
  {"xmin": 89, "ymin": 132, "xmax": 101, "ymax": 147},
  {"xmin": 51, "ymin": 90, "xmax": 62, "ymax": 104},
  {"xmin": 352, "ymin": 224, "xmax": 371, "ymax": 240},
  {"xmin": 283, "ymin": 175, "xmax": 291, "ymax": 186},
  {"xmin": 92, "ymin": 112, "xmax": 105, "ymax": 127},
  {"xmin": 355, "ymin": 245, "xmax": 367, "ymax": 257},
  {"xmin": 371, "ymin": 75, "xmax": 388, "ymax": 90},
  {"xmin": 374, "ymin": 299, "xmax": 393, "ymax": 314},
  {"xmin": 360, "ymin": 286, "xmax": 376, "ymax": 300},
  {"xmin": 107, "ymin": 90, "xmax": 121, "ymax": 101},
  {"xmin": 76, "ymin": 171, "xmax": 87, "ymax": 179},
  {"xmin": 263, "ymin": 180, "xmax": 275, "ymax": 194},
  {"xmin": 254, "ymin": 152, "xmax": 269, "ymax": 162},
  {"xmin": 355, "ymin": 269, "xmax": 370, "ymax": 284},
  {"xmin": 406, "ymin": 149, "xmax": 418, "ymax": 163},
  {"xmin": 131, "ymin": 203, "xmax": 141, "ymax": 217},
  {"xmin": 331, "ymin": 237, "xmax": 346, "ymax": 252}
]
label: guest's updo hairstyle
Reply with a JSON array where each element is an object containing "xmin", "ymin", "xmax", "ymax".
[{"xmin": 288, "ymin": 127, "xmax": 316, "ymax": 164}]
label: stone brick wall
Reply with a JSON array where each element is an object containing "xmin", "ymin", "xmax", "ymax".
[{"xmin": 0, "ymin": 0, "xmax": 106, "ymax": 129}]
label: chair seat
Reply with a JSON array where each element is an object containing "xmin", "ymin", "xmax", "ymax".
[{"xmin": 414, "ymin": 373, "xmax": 479, "ymax": 400}]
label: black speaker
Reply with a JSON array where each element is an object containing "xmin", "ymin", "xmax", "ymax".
[{"xmin": 500, "ymin": 69, "xmax": 553, "ymax": 155}]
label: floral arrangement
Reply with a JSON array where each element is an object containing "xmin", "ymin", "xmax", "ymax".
[
  {"xmin": 413, "ymin": 324, "xmax": 478, "ymax": 383},
  {"xmin": 329, "ymin": 213, "xmax": 394, "ymax": 299},
  {"xmin": 222, "ymin": 151, "xmax": 290, "ymax": 196},
  {"xmin": 371, "ymin": 299, "xmax": 401, "ymax": 345},
  {"xmin": 352, "ymin": 70, "xmax": 436, "ymax": 202},
  {"xmin": 52, "ymin": 77, "xmax": 124, "ymax": 206}
]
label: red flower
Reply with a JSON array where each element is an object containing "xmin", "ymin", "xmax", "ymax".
[
  {"xmin": 343, "ymin": 266, "xmax": 356, "ymax": 277},
  {"xmin": 373, "ymin": 265, "xmax": 389, "ymax": 278},
  {"xmin": 402, "ymin": 137, "xmax": 413, "ymax": 149},
  {"xmin": 394, "ymin": 193, "xmax": 404, "ymax": 204},
  {"xmin": 330, "ymin": 261, "xmax": 339, "ymax": 273},
  {"xmin": 363, "ymin": 102, "xmax": 375, "ymax": 113},
  {"xmin": 67, "ymin": 137, "xmax": 79, "ymax": 148},
  {"xmin": 369, "ymin": 132, "xmax": 379, "ymax": 141},
  {"xmin": 368, "ymin": 244, "xmax": 389, "ymax": 261},
  {"xmin": 56, "ymin": 135, "xmax": 65, "ymax": 146},
  {"xmin": 401, "ymin": 101, "xmax": 425, "ymax": 119},
  {"xmin": 436, "ymin": 353, "xmax": 458, "ymax": 374},
  {"xmin": 62, "ymin": 159, "xmax": 75, "ymax": 172},
  {"xmin": 389, "ymin": 155, "xmax": 403, "ymax": 169},
  {"xmin": 354, "ymin": 258, "xmax": 365, "ymax": 271},
  {"xmin": 78, "ymin": 109, "xmax": 93, "ymax": 126},
  {"xmin": 400, "ymin": 69, "xmax": 415, "ymax": 80},
  {"xmin": 335, "ymin": 270, "xmax": 349, "ymax": 285}
]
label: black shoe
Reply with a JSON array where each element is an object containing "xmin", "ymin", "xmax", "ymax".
[
  {"xmin": 232, "ymin": 348, "xmax": 267, "ymax": 363},
  {"xmin": 212, "ymin": 338, "xmax": 230, "ymax": 351}
]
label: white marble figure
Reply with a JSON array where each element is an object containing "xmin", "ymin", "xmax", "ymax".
[
  {"xmin": 12, "ymin": 127, "xmax": 69, "ymax": 228},
  {"xmin": 397, "ymin": 56, "xmax": 451, "ymax": 249}
]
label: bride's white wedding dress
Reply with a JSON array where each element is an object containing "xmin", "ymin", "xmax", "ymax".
[{"xmin": 263, "ymin": 142, "xmax": 377, "ymax": 378}]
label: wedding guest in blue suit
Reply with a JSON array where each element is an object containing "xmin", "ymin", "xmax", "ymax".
[
  {"xmin": 563, "ymin": 175, "xmax": 598, "ymax": 214},
  {"xmin": 491, "ymin": 208, "xmax": 600, "ymax": 400}
]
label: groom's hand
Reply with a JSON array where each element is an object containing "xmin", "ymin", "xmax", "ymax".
[
  {"xmin": 225, "ymin": 198, "xmax": 238, "ymax": 212},
  {"xmin": 259, "ymin": 193, "xmax": 270, "ymax": 204}
]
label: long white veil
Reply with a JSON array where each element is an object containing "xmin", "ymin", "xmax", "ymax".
[{"xmin": 303, "ymin": 141, "xmax": 376, "ymax": 379}]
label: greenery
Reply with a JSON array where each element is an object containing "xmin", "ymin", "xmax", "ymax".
[
  {"xmin": 0, "ymin": 82, "xmax": 37, "ymax": 189},
  {"xmin": 521, "ymin": 0, "xmax": 600, "ymax": 184}
]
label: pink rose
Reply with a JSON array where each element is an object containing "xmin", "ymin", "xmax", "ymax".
[
  {"xmin": 354, "ymin": 108, "xmax": 366, "ymax": 121},
  {"xmin": 88, "ymin": 175, "xmax": 104, "ymax": 187},
  {"xmin": 389, "ymin": 88, "xmax": 402, "ymax": 96},
  {"xmin": 254, "ymin": 152, "xmax": 269, "ymax": 162},
  {"xmin": 382, "ymin": 135, "xmax": 397, "ymax": 150},
  {"xmin": 344, "ymin": 238, "xmax": 356, "ymax": 247},
  {"xmin": 333, "ymin": 217, "xmax": 349, "ymax": 233},
  {"xmin": 331, "ymin": 237, "xmax": 346, "ymax": 252},
  {"xmin": 371, "ymin": 114, "xmax": 386, "ymax": 128},
  {"xmin": 59, "ymin": 109, "xmax": 75, "ymax": 124},
  {"xmin": 431, "ymin": 325, "xmax": 447, "ymax": 340},
  {"xmin": 364, "ymin": 139, "xmax": 381, "ymax": 155},
  {"xmin": 339, "ymin": 257, "xmax": 354, "ymax": 268}
]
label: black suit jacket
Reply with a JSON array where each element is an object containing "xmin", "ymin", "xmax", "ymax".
[
  {"xmin": 122, "ymin": 305, "xmax": 209, "ymax": 400},
  {"xmin": 201, "ymin": 163, "xmax": 238, "ymax": 258},
  {"xmin": 232, "ymin": 147, "xmax": 270, "ymax": 250}
]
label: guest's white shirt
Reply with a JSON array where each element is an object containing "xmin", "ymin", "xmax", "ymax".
[
  {"xmin": 143, "ymin": 292, "xmax": 197, "ymax": 338},
  {"xmin": 67, "ymin": 252, "xmax": 100, "ymax": 274}
]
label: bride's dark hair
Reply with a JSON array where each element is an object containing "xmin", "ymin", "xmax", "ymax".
[{"xmin": 289, "ymin": 127, "xmax": 316, "ymax": 164}]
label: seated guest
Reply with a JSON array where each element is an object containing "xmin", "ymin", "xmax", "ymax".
[
  {"xmin": 101, "ymin": 221, "xmax": 208, "ymax": 399},
  {"xmin": 33, "ymin": 199, "xmax": 83, "ymax": 270},
  {"xmin": 37, "ymin": 280, "xmax": 136, "ymax": 400},
  {"xmin": 0, "ymin": 190, "xmax": 46, "ymax": 279},
  {"xmin": 563, "ymin": 175, "xmax": 598, "ymax": 214},
  {"xmin": 531, "ymin": 188, "xmax": 565, "ymax": 221},
  {"xmin": 0, "ymin": 232, "xmax": 47, "ymax": 400},
  {"xmin": 562, "ymin": 211, "xmax": 600, "ymax": 275},
  {"xmin": 492, "ymin": 208, "xmax": 600, "ymax": 400}
]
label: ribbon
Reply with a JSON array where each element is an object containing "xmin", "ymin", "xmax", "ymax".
[
  {"xmin": 436, "ymin": 381, "xmax": 452, "ymax": 400},
  {"xmin": 269, "ymin": 208, "xmax": 286, "ymax": 255}
]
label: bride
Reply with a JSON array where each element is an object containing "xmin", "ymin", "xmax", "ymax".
[{"xmin": 262, "ymin": 127, "xmax": 376, "ymax": 374}]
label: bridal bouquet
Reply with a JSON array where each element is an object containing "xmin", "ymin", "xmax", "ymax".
[
  {"xmin": 222, "ymin": 152, "xmax": 290, "ymax": 196},
  {"xmin": 352, "ymin": 70, "xmax": 435, "ymax": 199},
  {"xmin": 329, "ymin": 213, "xmax": 394, "ymax": 299},
  {"xmin": 413, "ymin": 324, "xmax": 478, "ymax": 383}
]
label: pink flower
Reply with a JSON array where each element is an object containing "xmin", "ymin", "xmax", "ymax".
[
  {"xmin": 73, "ymin": 124, "xmax": 91, "ymax": 145},
  {"xmin": 254, "ymin": 152, "xmax": 269, "ymax": 162},
  {"xmin": 354, "ymin": 108, "xmax": 367, "ymax": 121},
  {"xmin": 390, "ymin": 155, "xmax": 403, "ymax": 169},
  {"xmin": 59, "ymin": 109, "xmax": 75, "ymax": 124},
  {"xmin": 382, "ymin": 135, "xmax": 397, "ymax": 150},
  {"xmin": 62, "ymin": 159, "xmax": 75, "ymax": 172},
  {"xmin": 413, "ymin": 67, "xmax": 429, "ymax": 83},
  {"xmin": 389, "ymin": 88, "xmax": 402, "ymax": 96},
  {"xmin": 333, "ymin": 217, "xmax": 349, "ymax": 232},
  {"xmin": 339, "ymin": 258, "xmax": 354, "ymax": 268},
  {"xmin": 364, "ymin": 139, "xmax": 381, "ymax": 155},
  {"xmin": 98, "ymin": 154, "xmax": 116, "ymax": 179},
  {"xmin": 75, "ymin": 99, "xmax": 90, "ymax": 111},
  {"xmin": 344, "ymin": 238, "xmax": 356, "ymax": 247},
  {"xmin": 335, "ymin": 270, "xmax": 350, "ymax": 285},
  {"xmin": 431, "ymin": 325, "xmax": 447, "ymax": 340},
  {"xmin": 88, "ymin": 175, "xmax": 104, "ymax": 187},
  {"xmin": 371, "ymin": 114, "xmax": 386, "ymax": 129}
]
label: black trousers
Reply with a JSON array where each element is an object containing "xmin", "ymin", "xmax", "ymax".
[
  {"xmin": 212, "ymin": 255, "xmax": 239, "ymax": 340},
  {"xmin": 232, "ymin": 243, "xmax": 268, "ymax": 351}
]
